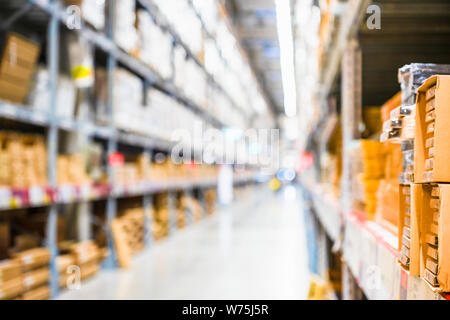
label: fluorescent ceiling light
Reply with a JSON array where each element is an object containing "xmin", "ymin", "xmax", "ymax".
[{"xmin": 275, "ymin": 0, "xmax": 297, "ymax": 117}]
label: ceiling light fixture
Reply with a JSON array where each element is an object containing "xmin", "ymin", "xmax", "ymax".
[{"xmin": 275, "ymin": 0, "xmax": 297, "ymax": 117}]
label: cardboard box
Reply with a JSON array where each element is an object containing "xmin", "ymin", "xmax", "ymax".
[
  {"xmin": 0, "ymin": 32, "xmax": 40, "ymax": 103},
  {"xmin": 56, "ymin": 254, "xmax": 76, "ymax": 274},
  {"xmin": 20, "ymin": 285, "xmax": 50, "ymax": 300},
  {"xmin": 13, "ymin": 248, "xmax": 50, "ymax": 270},
  {"xmin": 0, "ymin": 277, "xmax": 23, "ymax": 300},
  {"xmin": 69, "ymin": 241, "xmax": 100, "ymax": 265},
  {"xmin": 0, "ymin": 259, "xmax": 21, "ymax": 285},
  {"xmin": 22, "ymin": 267, "xmax": 50, "ymax": 291},
  {"xmin": 415, "ymin": 184, "xmax": 450, "ymax": 291},
  {"xmin": 414, "ymin": 75, "xmax": 450, "ymax": 183},
  {"xmin": 402, "ymin": 184, "xmax": 422, "ymax": 276},
  {"xmin": 398, "ymin": 184, "xmax": 412, "ymax": 269}
]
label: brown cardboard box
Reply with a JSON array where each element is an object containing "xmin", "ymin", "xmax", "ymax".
[
  {"xmin": 70, "ymin": 241, "xmax": 100, "ymax": 265},
  {"xmin": 22, "ymin": 267, "xmax": 49, "ymax": 291},
  {"xmin": 416, "ymin": 184, "xmax": 450, "ymax": 291},
  {"xmin": 0, "ymin": 277, "xmax": 23, "ymax": 300},
  {"xmin": 414, "ymin": 75, "xmax": 450, "ymax": 183},
  {"xmin": 13, "ymin": 248, "xmax": 50, "ymax": 271},
  {"xmin": 56, "ymin": 254, "xmax": 76, "ymax": 274},
  {"xmin": 0, "ymin": 259, "xmax": 21, "ymax": 285},
  {"xmin": 400, "ymin": 184, "xmax": 421, "ymax": 276},
  {"xmin": 398, "ymin": 184, "xmax": 412, "ymax": 269},
  {"xmin": 0, "ymin": 32, "xmax": 40, "ymax": 103},
  {"xmin": 20, "ymin": 285, "xmax": 50, "ymax": 300},
  {"xmin": 80, "ymin": 261, "xmax": 99, "ymax": 281}
]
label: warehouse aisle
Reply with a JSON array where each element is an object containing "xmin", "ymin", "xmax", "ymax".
[{"xmin": 58, "ymin": 186, "xmax": 310, "ymax": 300}]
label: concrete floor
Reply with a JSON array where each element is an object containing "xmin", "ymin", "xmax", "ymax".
[{"xmin": 58, "ymin": 185, "xmax": 310, "ymax": 300}]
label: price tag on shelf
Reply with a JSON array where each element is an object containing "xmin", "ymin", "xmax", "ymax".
[
  {"xmin": 0, "ymin": 187, "xmax": 12, "ymax": 209},
  {"xmin": 29, "ymin": 186, "xmax": 45, "ymax": 206},
  {"xmin": 58, "ymin": 185, "xmax": 75, "ymax": 203},
  {"xmin": 79, "ymin": 184, "xmax": 91, "ymax": 200}
]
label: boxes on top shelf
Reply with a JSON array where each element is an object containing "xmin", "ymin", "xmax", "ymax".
[
  {"xmin": 0, "ymin": 32, "xmax": 40, "ymax": 104},
  {"xmin": 414, "ymin": 75, "xmax": 450, "ymax": 184},
  {"xmin": 398, "ymin": 63, "xmax": 450, "ymax": 106}
]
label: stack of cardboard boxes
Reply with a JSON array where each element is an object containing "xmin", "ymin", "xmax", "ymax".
[
  {"xmin": 57, "ymin": 154, "xmax": 91, "ymax": 185},
  {"xmin": 0, "ymin": 132, "xmax": 47, "ymax": 188},
  {"xmin": 58, "ymin": 241, "xmax": 105, "ymax": 289},
  {"xmin": 111, "ymin": 209, "xmax": 145, "ymax": 268},
  {"xmin": 407, "ymin": 75, "xmax": 450, "ymax": 291},
  {"xmin": 0, "ymin": 247, "xmax": 51, "ymax": 300}
]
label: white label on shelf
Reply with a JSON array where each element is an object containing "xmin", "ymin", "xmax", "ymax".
[
  {"xmin": 29, "ymin": 186, "xmax": 45, "ymax": 206},
  {"xmin": 0, "ymin": 188, "xmax": 12, "ymax": 208},
  {"xmin": 59, "ymin": 185, "xmax": 75, "ymax": 203},
  {"xmin": 80, "ymin": 184, "xmax": 91, "ymax": 199}
]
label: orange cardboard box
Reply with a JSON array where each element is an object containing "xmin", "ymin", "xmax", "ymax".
[
  {"xmin": 398, "ymin": 184, "xmax": 421, "ymax": 275},
  {"xmin": 13, "ymin": 248, "xmax": 50, "ymax": 271},
  {"xmin": 0, "ymin": 277, "xmax": 23, "ymax": 300},
  {"xmin": 414, "ymin": 75, "xmax": 450, "ymax": 183},
  {"xmin": 0, "ymin": 259, "xmax": 21, "ymax": 284},
  {"xmin": 415, "ymin": 184, "xmax": 450, "ymax": 291},
  {"xmin": 22, "ymin": 267, "xmax": 50, "ymax": 291},
  {"xmin": 20, "ymin": 285, "xmax": 50, "ymax": 300}
]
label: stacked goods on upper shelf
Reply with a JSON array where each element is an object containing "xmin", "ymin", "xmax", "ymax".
[
  {"xmin": 114, "ymin": 0, "xmax": 139, "ymax": 55},
  {"xmin": 156, "ymin": 0, "xmax": 204, "ymax": 61},
  {"xmin": 111, "ymin": 68, "xmax": 144, "ymax": 133},
  {"xmin": 112, "ymin": 208, "xmax": 145, "ymax": 268},
  {"xmin": 57, "ymin": 154, "xmax": 91, "ymax": 185},
  {"xmin": 145, "ymin": 88, "xmax": 205, "ymax": 141},
  {"xmin": 374, "ymin": 94, "xmax": 403, "ymax": 233},
  {"xmin": 58, "ymin": 240, "xmax": 106, "ymax": 288},
  {"xmin": 27, "ymin": 66, "xmax": 76, "ymax": 118},
  {"xmin": 136, "ymin": 9, "xmax": 172, "ymax": 79},
  {"xmin": 414, "ymin": 76, "xmax": 450, "ymax": 184},
  {"xmin": 0, "ymin": 132, "xmax": 47, "ymax": 189},
  {"xmin": 410, "ymin": 76, "xmax": 450, "ymax": 291},
  {"xmin": 112, "ymin": 154, "xmax": 218, "ymax": 186},
  {"xmin": 357, "ymin": 140, "xmax": 385, "ymax": 220},
  {"xmin": 152, "ymin": 192, "xmax": 169, "ymax": 241},
  {"xmin": 0, "ymin": 32, "xmax": 40, "ymax": 104},
  {"xmin": 204, "ymin": 189, "xmax": 217, "ymax": 215},
  {"xmin": 63, "ymin": 0, "xmax": 106, "ymax": 30},
  {"xmin": 0, "ymin": 247, "xmax": 51, "ymax": 300},
  {"xmin": 107, "ymin": 69, "xmax": 207, "ymax": 139},
  {"xmin": 374, "ymin": 141, "xmax": 402, "ymax": 233}
]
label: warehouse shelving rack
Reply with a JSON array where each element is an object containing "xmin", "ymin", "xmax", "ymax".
[
  {"xmin": 303, "ymin": 0, "xmax": 450, "ymax": 300},
  {"xmin": 0, "ymin": 0, "xmax": 268, "ymax": 298}
]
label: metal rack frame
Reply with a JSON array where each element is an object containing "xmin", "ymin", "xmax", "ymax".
[{"xmin": 0, "ymin": 0, "xmax": 267, "ymax": 298}]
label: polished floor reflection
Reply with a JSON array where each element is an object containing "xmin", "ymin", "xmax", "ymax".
[{"xmin": 59, "ymin": 186, "xmax": 310, "ymax": 300}]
